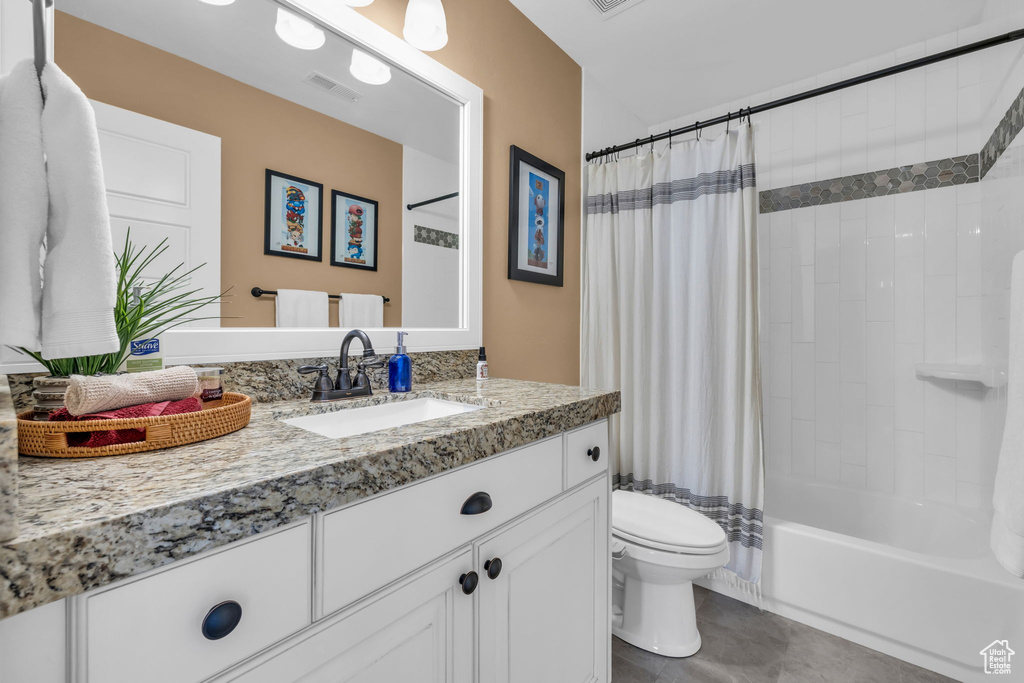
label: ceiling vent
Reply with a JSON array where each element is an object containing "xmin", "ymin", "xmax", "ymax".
[
  {"xmin": 303, "ymin": 72, "xmax": 363, "ymax": 103},
  {"xmin": 588, "ymin": 0, "xmax": 648, "ymax": 19}
]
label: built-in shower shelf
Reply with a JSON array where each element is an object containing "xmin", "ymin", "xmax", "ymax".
[{"xmin": 914, "ymin": 363, "xmax": 1006, "ymax": 388}]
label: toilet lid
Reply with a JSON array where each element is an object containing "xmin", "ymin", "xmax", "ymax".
[{"xmin": 612, "ymin": 490, "xmax": 727, "ymax": 552}]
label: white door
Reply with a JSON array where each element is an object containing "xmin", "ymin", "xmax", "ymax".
[
  {"xmin": 91, "ymin": 100, "xmax": 221, "ymax": 326},
  {"xmin": 478, "ymin": 478, "xmax": 609, "ymax": 683},
  {"xmin": 221, "ymin": 549, "xmax": 475, "ymax": 683}
]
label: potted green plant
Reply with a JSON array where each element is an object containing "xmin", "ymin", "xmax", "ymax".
[{"xmin": 15, "ymin": 231, "xmax": 225, "ymax": 419}]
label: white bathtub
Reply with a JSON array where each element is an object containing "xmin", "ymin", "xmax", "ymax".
[{"xmin": 697, "ymin": 474, "xmax": 1024, "ymax": 682}]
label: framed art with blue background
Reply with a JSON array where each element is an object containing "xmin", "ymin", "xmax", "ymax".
[
  {"xmin": 331, "ymin": 190, "xmax": 379, "ymax": 271},
  {"xmin": 507, "ymin": 145, "xmax": 565, "ymax": 286},
  {"xmin": 264, "ymin": 169, "xmax": 323, "ymax": 261}
]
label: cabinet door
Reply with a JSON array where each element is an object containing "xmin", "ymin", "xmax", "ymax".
[
  {"xmin": 220, "ymin": 548, "xmax": 475, "ymax": 683},
  {"xmin": 478, "ymin": 478, "xmax": 609, "ymax": 683}
]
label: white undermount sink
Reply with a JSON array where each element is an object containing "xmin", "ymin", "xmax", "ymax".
[{"xmin": 282, "ymin": 398, "xmax": 483, "ymax": 439}]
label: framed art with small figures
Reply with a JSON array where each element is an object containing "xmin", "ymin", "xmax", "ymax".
[
  {"xmin": 507, "ymin": 145, "xmax": 565, "ymax": 287},
  {"xmin": 331, "ymin": 190, "xmax": 379, "ymax": 271},
  {"xmin": 264, "ymin": 169, "xmax": 323, "ymax": 261}
]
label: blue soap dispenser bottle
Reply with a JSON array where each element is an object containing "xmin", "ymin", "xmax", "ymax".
[{"xmin": 388, "ymin": 331, "xmax": 412, "ymax": 392}]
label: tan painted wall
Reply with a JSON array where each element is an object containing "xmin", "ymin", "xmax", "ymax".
[
  {"xmin": 54, "ymin": 12, "xmax": 404, "ymax": 328},
  {"xmin": 357, "ymin": 0, "xmax": 583, "ymax": 385}
]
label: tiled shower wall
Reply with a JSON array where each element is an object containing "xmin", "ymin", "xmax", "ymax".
[
  {"xmin": 649, "ymin": 12, "xmax": 1024, "ymax": 509},
  {"xmin": 979, "ymin": 30, "xmax": 1024, "ymax": 508}
]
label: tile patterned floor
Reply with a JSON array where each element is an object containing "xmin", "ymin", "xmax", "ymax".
[{"xmin": 612, "ymin": 586, "xmax": 958, "ymax": 683}]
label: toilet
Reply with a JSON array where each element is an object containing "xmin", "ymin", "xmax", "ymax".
[{"xmin": 611, "ymin": 490, "xmax": 730, "ymax": 657}]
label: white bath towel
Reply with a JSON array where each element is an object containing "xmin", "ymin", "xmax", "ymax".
[
  {"xmin": 39, "ymin": 63, "xmax": 119, "ymax": 359},
  {"xmin": 992, "ymin": 250, "xmax": 1024, "ymax": 578},
  {"xmin": 338, "ymin": 293, "xmax": 383, "ymax": 328},
  {"xmin": 0, "ymin": 60, "xmax": 48, "ymax": 350},
  {"xmin": 275, "ymin": 289, "xmax": 329, "ymax": 328}
]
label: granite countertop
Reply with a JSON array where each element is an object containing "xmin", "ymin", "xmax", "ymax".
[{"xmin": 0, "ymin": 378, "xmax": 620, "ymax": 619}]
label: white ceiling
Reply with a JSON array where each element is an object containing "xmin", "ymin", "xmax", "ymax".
[
  {"xmin": 58, "ymin": 0, "xmax": 461, "ymax": 163},
  {"xmin": 509, "ymin": 0, "xmax": 987, "ymax": 127}
]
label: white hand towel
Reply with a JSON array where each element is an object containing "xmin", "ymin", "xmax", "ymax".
[
  {"xmin": 338, "ymin": 293, "xmax": 383, "ymax": 328},
  {"xmin": 39, "ymin": 63, "xmax": 119, "ymax": 359},
  {"xmin": 275, "ymin": 289, "xmax": 329, "ymax": 328},
  {"xmin": 992, "ymin": 250, "xmax": 1024, "ymax": 578},
  {"xmin": 0, "ymin": 60, "xmax": 47, "ymax": 350},
  {"xmin": 64, "ymin": 365, "xmax": 199, "ymax": 416}
]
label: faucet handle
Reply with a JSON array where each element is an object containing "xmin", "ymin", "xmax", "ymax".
[
  {"xmin": 298, "ymin": 364, "xmax": 334, "ymax": 392},
  {"xmin": 357, "ymin": 355, "xmax": 386, "ymax": 370},
  {"xmin": 353, "ymin": 356, "xmax": 385, "ymax": 390}
]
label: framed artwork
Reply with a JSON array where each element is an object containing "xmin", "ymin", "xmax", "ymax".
[
  {"xmin": 331, "ymin": 190, "xmax": 379, "ymax": 271},
  {"xmin": 264, "ymin": 169, "xmax": 323, "ymax": 261},
  {"xmin": 507, "ymin": 145, "xmax": 565, "ymax": 287}
]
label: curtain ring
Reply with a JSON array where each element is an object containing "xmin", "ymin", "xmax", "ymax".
[
  {"xmin": 726, "ymin": 111, "xmax": 731, "ymax": 134},
  {"xmin": 649, "ymin": 134, "xmax": 655, "ymax": 153},
  {"xmin": 694, "ymin": 121, "xmax": 701, "ymax": 141},
  {"xmin": 668, "ymin": 131, "xmax": 673, "ymax": 149},
  {"xmin": 635, "ymin": 138, "xmax": 641, "ymax": 153}
]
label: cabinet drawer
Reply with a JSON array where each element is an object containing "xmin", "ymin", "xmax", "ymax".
[
  {"xmin": 319, "ymin": 436, "xmax": 562, "ymax": 616},
  {"xmin": 81, "ymin": 521, "xmax": 312, "ymax": 683},
  {"xmin": 564, "ymin": 420, "xmax": 609, "ymax": 489}
]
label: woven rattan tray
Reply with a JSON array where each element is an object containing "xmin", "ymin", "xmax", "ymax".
[{"xmin": 17, "ymin": 392, "xmax": 252, "ymax": 458}]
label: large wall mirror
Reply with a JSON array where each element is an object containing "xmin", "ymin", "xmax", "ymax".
[{"xmin": 0, "ymin": 0, "xmax": 482, "ymax": 372}]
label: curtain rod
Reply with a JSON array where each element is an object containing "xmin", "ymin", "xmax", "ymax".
[
  {"xmin": 406, "ymin": 192, "xmax": 459, "ymax": 211},
  {"xmin": 586, "ymin": 27, "xmax": 1024, "ymax": 162}
]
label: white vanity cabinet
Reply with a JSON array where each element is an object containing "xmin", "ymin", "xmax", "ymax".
[
  {"xmin": 0, "ymin": 419, "xmax": 611, "ymax": 683},
  {"xmin": 478, "ymin": 479, "xmax": 608, "ymax": 683}
]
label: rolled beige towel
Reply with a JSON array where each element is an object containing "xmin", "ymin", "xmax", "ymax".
[{"xmin": 64, "ymin": 366, "xmax": 200, "ymax": 416}]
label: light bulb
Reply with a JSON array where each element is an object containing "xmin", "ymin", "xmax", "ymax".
[
  {"xmin": 275, "ymin": 8, "xmax": 326, "ymax": 51},
  {"xmin": 350, "ymin": 49, "xmax": 392, "ymax": 85},
  {"xmin": 199, "ymin": 0, "xmax": 235, "ymax": 4},
  {"xmin": 403, "ymin": 0, "xmax": 448, "ymax": 52}
]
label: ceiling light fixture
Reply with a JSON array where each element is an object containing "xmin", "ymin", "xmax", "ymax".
[
  {"xmin": 198, "ymin": 0, "xmax": 235, "ymax": 5},
  {"xmin": 349, "ymin": 49, "xmax": 392, "ymax": 85},
  {"xmin": 403, "ymin": 0, "xmax": 448, "ymax": 52},
  {"xmin": 275, "ymin": 8, "xmax": 326, "ymax": 51}
]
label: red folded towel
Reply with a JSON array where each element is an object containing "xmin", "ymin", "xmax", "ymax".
[{"xmin": 48, "ymin": 397, "xmax": 202, "ymax": 448}]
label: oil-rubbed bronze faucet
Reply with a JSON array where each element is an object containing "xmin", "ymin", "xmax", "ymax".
[{"xmin": 298, "ymin": 329, "xmax": 385, "ymax": 401}]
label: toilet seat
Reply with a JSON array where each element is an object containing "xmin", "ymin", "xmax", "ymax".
[
  {"xmin": 613, "ymin": 528, "xmax": 728, "ymax": 555},
  {"xmin": 612, "ymin": 490, "xmax": 728, "ymax": 555}
]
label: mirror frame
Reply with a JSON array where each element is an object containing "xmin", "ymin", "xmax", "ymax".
[{"xmin": 0, "ymin": 0, "xmax": 482, "ymax": 373}]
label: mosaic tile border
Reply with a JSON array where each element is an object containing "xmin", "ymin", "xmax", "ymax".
[
  {"xmin": 413, "ymin": 225, "xmax": 459, "ymax": 250},
  {"xmin": 758, "ymin": 154, "xmax": 979, "ymax": 214},
  {"xmin": 980, "ymin": 83, "xmax": 1024, "ymax": 179}
]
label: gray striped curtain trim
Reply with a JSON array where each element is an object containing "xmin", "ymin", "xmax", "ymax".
[
  {"xmin": 587, "ymin": 163, "xmax": 756, "ymax": 215},
  {"xmin": 613, "ymin": 473, "xmax": 764, "ymax": 550}
]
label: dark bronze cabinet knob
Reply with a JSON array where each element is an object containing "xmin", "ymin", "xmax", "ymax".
[
  {"xmin": 201, "ymin": 601, "xmax": 242, "ymax": 640},
  {"xmin": 484, "ymin": 558, "xmax": 502, "ymax": 580},
  {"xmin": 459, "ymin": 571, "xmax": 479, "ymax": 595}
]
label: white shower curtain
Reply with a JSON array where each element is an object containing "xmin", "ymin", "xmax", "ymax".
[{"xmin": 583, "ymin": 125, "xmax": 764, "ymax": 582}]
